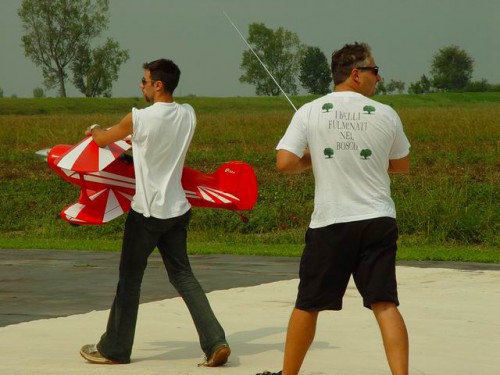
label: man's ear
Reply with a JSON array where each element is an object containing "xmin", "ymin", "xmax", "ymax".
[
  {"xmin": 351, "ymin": 68, "xmax": 360, "ymax": 83},
  {"xmin": 154, "ymin": 80, "xmax": 164, "ymax": 92}
]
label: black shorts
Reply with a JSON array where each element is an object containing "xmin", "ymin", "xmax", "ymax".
[{"xmin": 295, "ymin": 217, "xmax": 399, "ymax": 311}]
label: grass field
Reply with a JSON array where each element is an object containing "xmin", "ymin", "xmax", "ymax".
[{"xmin": 0, "ymin": 93, "xmax": 498, "ymax": 262}]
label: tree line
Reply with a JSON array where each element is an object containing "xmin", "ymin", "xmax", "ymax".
[
  {"xmin": 406, "ymin": 45, "xmax": 500, "ymax": 94},
  {"xmin": 5, "ymin": 1, "xmax": 498, "ymax": 98},
  {"xmin": 239, "ymin": 24, "xmax": 500, "ymax": 96}
]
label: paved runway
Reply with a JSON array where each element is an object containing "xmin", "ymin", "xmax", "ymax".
[
  {"xmin": 0, "ymin": 249, "xmax": 302, "ymax": 327},
  {"xmin": 0, "ymin": 249, "xmax": 499, "ymax": 374}
]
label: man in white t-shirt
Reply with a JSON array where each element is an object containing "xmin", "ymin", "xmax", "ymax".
[
  {"xmin": 79, "ymin": 59, "xmax": 230, "ymax": 367},
  {"xmin": 257, "ymin": 43, "xmax": 410, "ymax": 375}
]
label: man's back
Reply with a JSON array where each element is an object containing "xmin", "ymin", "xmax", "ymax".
[
  {"xmin": 131, "ymin": 102, "xmax": 196, "ymax": 219},
  {"xmin": 277, "ymin": 91, "xmax": 410, "ymax": 227}
]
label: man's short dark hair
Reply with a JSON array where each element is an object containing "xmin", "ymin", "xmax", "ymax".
[
  {"xmin": 331, "ymin": 42, "xmax": 372, "ymax": 85},
  {"xmin": 143, "ymin": 59, "xmax": 181, "ymax": 93}
]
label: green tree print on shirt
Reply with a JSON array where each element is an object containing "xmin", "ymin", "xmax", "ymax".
[
  {"xmin": 363, "ymin": 105, "xmax": 376, "ymax": 114},
  {"xmin": 324, "ymin": 147, "xmax": 334, "ymax": 158},
  {"xmin": 322, "ymin": 102, "xmax": 334, "ymax": 112},
  {"xmin": 360, "ymin": 149, "xmax": 372, "ymax": 159}
]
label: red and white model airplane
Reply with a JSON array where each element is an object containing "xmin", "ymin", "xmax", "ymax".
[{"xmin": 37, "ymin": 137, "xmax": 258, "ymax": 225}]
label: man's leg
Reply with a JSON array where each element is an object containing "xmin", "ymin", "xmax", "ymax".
[
  {"xmin": 281, "ymin": 308, "xmax": 319, "ymax": 375},
  {"xmin": 157, "ymin": 211, "xmax": 228, "ymax": 360},
  {"xmin": 97, "ymin": 211, "xmax": 158, "ymax": 363},
  {"xmin": 372, "ymin": 302, "xmax": 409, "ymax": 375}
]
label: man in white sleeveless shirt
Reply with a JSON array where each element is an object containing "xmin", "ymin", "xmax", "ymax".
[
  {"xmin": 257, "ymin": 43, "xmax": 410, "ymax": 375},
  {"xmin": 79, "ymin": 59, "xmax": 230, "ymax": 367}
]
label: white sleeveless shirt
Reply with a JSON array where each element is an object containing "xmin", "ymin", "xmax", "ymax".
[{"xmin": 130, "ymin": 102, "xmax": 196, "ymax": 219}]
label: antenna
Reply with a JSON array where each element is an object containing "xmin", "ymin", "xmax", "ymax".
[{"xmin": 223, "ymin": 11, "xmax": 297, "ymax": 111}]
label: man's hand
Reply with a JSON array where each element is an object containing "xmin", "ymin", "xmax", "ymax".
[
  {"xmin": 85, "ymin": 124, "xmax": 101, "ymax": 137},
  {"xmin": 85, "ymin": 113, "xmax": 133, "ymax": 147}
]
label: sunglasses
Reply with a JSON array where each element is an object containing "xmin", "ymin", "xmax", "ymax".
[
  {"xmin": 356, "ymin": 66, "xmax": 379, "ymax": 75},
  {"xmin": 141, "ymin": 77, "xmax": 156, "ymax": 85}
]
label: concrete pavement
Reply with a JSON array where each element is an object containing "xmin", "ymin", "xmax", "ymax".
[{"xmin": 0, "ymin": 249, "xmax": 499, "ymax": 374}]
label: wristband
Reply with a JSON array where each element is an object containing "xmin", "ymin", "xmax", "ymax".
[{"xmin": 89, "ymin": 124, "xmax": 100, "ymax": 132}]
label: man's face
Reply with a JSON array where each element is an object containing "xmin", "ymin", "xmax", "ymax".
[
  {"xmin": 140, "ymin": 70, "xmax": 156, "ymax": 103},
  {"xmin": 356, "ymin": 56, "xmax": 381, "ymax": 97}
]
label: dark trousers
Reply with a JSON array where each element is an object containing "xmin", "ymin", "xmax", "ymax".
[{"xmin": 97, "ymin": 209, "xmax": 227, "ymax": 363}]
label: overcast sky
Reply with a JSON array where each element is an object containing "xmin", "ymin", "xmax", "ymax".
[{"xmin": 1, "ymin": 0, "xmax": 499, "ymax": 98}]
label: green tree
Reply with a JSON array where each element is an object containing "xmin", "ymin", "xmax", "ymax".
[
  {"xmin": 376, "ymin": 78, "xmax": 387, "ymax": 95},
  {"xmin": 408, "ymin": 74, "xmax": 432, "ymax": 94},
  {"xmin": 239, "ymin": 23, "xmax": 305, "ymax": 96},
  {"xmin": 465, "ymin": 79, "xmax": 491, "ymax": 92},
  {"xmin": 72, "ymin": 39, "xmax": 130, "ymax": 97},
  {"xmin": 18, "ymin": 0, "xmax": 110, "ymax": 97},
  {"xmin": 430, "ymin": 45, "xmax": 474, "ymax": 91},
  {"xmin": 0, "ymin": 87, "xmax": 3, "ymax": 98},
  {"xmin": 386, "ymin": 79, "xmax": 405, "ymax": 94},
  {"xmin": 33, "ymin": 87, "xmax": 45, "ymax": 98},
  {"xmin": 299, "ymin": 46, "xmax": 331, "ymax": 94}
]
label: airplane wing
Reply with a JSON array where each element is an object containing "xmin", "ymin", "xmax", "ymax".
[
  {"xmin": 60, "ymin": 187, "xmax": 133, "ymax": 225},
  {"xmin": 56, "ymin": 137, "xmax": 131, "ymax": 173}
]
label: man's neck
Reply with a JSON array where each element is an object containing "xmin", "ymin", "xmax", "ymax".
[
  {"xmin": 154, "ymin": 92, "xmax": 174, "ymax": 103},
  {"xmin": 334, "ymin": 81, "xmax": 357, "ymax": 93}
]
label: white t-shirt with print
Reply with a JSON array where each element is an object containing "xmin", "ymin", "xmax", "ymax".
[
  {"xmin": 131, "ymin": 102, "xmax": 196, "ymax": 219},
  {"xmin": 276, "ymin": 91, "xmax": 410, "ymax": 228}
]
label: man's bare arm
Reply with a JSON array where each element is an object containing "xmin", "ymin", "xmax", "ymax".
[
  {"xmin": 85, "ymin": 113, "xmax": 133, "ymax": 147},
  {"xmin": 388, "ymin": 154, "xmax": 410, "ymax": 174},
  {"xmin": 276, "ymin": 149, "xmax": 312, "ymax": 174}
]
